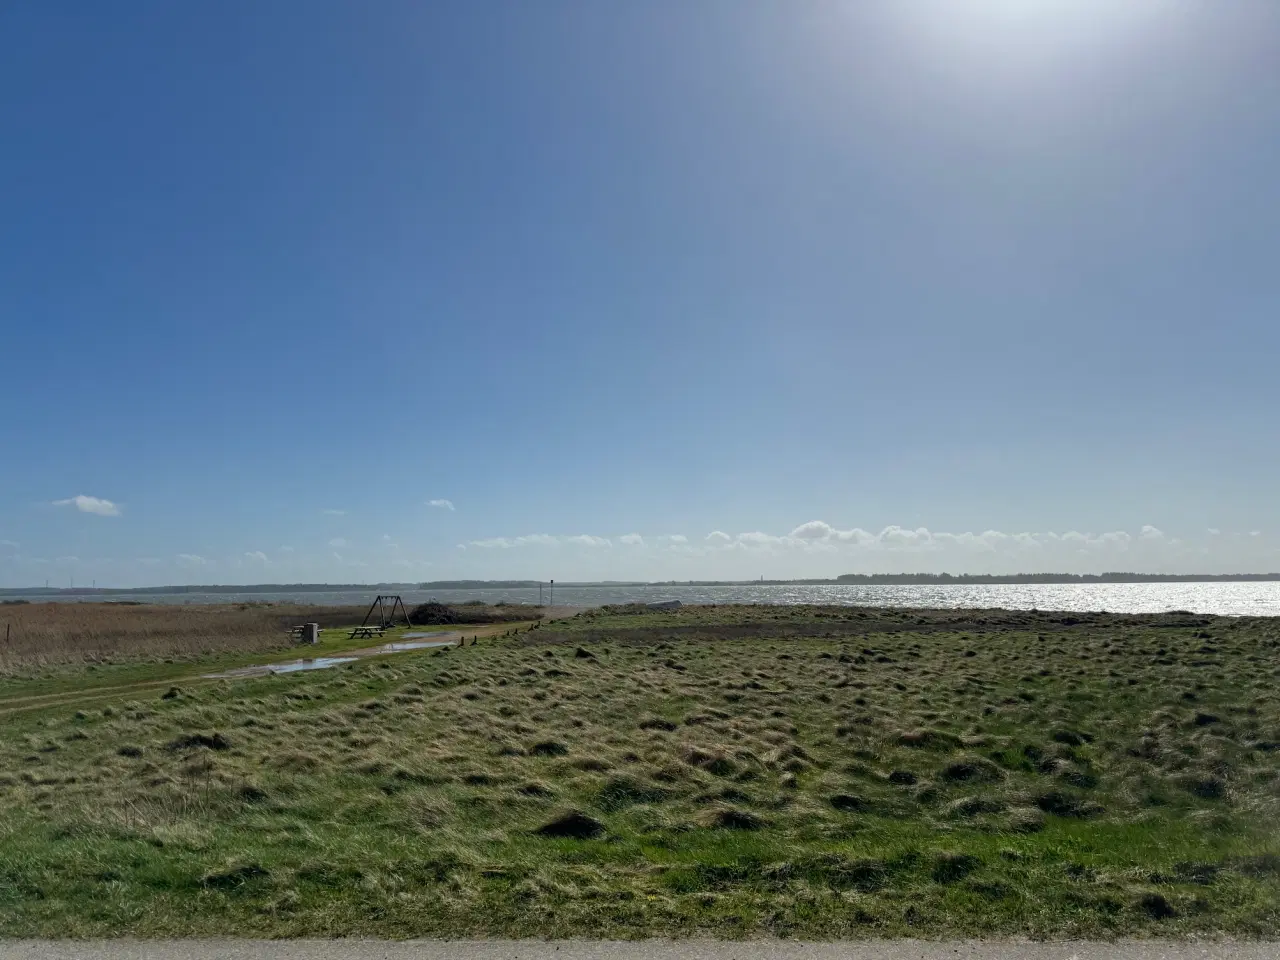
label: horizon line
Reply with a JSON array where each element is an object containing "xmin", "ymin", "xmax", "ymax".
[{"xmin": 4, "ymin": 571, "xmax": 1280, "ymax": 594}]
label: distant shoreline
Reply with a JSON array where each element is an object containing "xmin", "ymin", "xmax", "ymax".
[{"xmin": 4, "ymin": 572, "xmax": 1280, "ymax": 596}]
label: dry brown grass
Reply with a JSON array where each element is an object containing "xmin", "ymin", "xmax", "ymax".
[{"xmin": 0, "ymin": 602, "xmax": 367, "ymax": 670}]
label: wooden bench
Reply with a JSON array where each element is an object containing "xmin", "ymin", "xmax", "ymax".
[
  {"xmin": 348, "ymin": 625, "xmax": 386, "ymax": 640},
  {"xmin": 286, "ymin": 624, "xmax": 308, "ymax": 641}
]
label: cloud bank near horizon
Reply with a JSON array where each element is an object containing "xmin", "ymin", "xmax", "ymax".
[
  {"xmin": 462, "ymin": 522, "xmax": 1187, "ymax": 555},
  {"xmin": 444, "ymin": 521, "xmax": 1270, "ymax": 578},
  {"xmin": 1, "ymin": 520, "xmax": 1272, "ymax": 588}
]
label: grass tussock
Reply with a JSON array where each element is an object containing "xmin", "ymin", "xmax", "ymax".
[{"xmin": 0, "ymin": 603, "xmax": 1276, "ymax": 939}]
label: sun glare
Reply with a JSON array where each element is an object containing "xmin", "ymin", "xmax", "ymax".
[
  {"xmin": 959, "ymin": 0, "xmax": 1118, "ymax": 30},
  {"xmin": 884, "ymin": 0, "xmax": 1175, "ymax": 72}
]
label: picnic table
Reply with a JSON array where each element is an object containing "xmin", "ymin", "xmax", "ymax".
[{"xmin": 348, "ymin": 625, "xmax": 386, "ymax": 640}]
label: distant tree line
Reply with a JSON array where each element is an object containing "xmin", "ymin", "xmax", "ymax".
[{"xmin": 418, "ymin": 580, "xmax": 544, "ymax": 589}]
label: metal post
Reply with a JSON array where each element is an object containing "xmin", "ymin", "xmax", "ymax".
[{"xmin": 358, "ymin": 595, "xmax": 381, "ymax": 629}]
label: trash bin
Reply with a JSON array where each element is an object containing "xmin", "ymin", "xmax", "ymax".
[{"xmin": 303, "ymin": 622, "xmax": 319, "ymax": 645}]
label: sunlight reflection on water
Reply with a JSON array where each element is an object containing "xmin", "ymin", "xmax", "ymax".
[{"xmin": 105, "ymin": 581, "xmax": 1280, "ymax": 617}]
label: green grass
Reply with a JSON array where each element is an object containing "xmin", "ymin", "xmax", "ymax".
[
  {"xmin": 0, "ymin": 622, "xmax": 519, "ymax": 712},
  {"xmin": 0, "ymin": 604, "xmax": 1278, "ymax": 938}
]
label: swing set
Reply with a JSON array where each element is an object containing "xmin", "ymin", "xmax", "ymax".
[{"xmin": 347, "ymin": 594, "xmax": 415, "ymax": 639}]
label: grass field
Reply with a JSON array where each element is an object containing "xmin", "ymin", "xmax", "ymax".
[
  {"xmin": 0, "ymin": 602, "xmax": 374, "ymax": 672},
  {"xmin": 0, "ymin": 603, "xmax": 1277, "ymax": 938},
  {"xmin": 0, "ymin": 603, "xmax": 537, "ymax": 718},
  {"xmin": 0, "ymin": 601, "xmax": 539, "ymax": 674}
]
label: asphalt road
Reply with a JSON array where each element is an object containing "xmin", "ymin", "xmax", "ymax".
[{"xmin": 0, "ymin": 942, "xmax": 1275, "ymax": 960}]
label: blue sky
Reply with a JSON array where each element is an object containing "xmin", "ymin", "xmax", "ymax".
[{"xmin": 2, "ymin": 1, "xmax": 1278, "ymax": 586}]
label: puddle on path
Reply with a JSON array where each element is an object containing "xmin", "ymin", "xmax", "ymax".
[
  {"xmin": 269, "ymin": 656, "xmax": 358, "ymax": 674},
  {"xmin": 204, "ymin": 632, "xmax": 455, "ymax": 679},
  {"xmin": 383, "ymin": 638, "xmax": 450, "ymax": 651}
]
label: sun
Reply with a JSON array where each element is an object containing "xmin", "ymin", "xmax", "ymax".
[
  {"xmin": 880, "ymin": 0, "xmax": 1174, "ymax": 82},
  {"xmin": 890, "ymin": 0, "xmax": 1172, "ymax": 57},
  {"xmin": 959, "ymin": 0, "xmax": 1113, "ymax": 28}
]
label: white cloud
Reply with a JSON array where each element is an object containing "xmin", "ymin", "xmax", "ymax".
[
  {"xmin": 244, "ymin": 551, "xmax": 269, "ymax": 563},
  {"xmin": 177, "ymin": 554, "xmax": 206, "ymax": 565},
  {"xmin": 791, "ymin": 521, "xmax": 833, "ymax": 540},
  {"xmin": 329, "ymin": 538, "xmax": 349, "ymax": 548},
  {"xmin": 789, "ymin": 521, "xmax": 876, "ymax": 544},
  {"xmin": 690, "ymin": 522, "xmax": 1181, "ymax": 559},
  {"xmin": 0, "ymin": 539, "xmax": 17, "ymax": 550},
  {"xmin": 1251, "ymin": 530, "xmax": 1262, "ymax": 537},
  {"xmin": 445, "ymin": 523, "xmax": 1211, "ymax": 577},
  {"xmin": 321, "ymin": 509, "xmax": 346, "ymax": 516},
  {"xmin": 54, "ymin": 495, "xmax": 120, "ymax": 517},
  {"xmin": 878, "ymin": 525, "xmax": 931, "ymax": 546},
  {"xmin": 834, "ymin": 528, "xmax": 875, "ymax": 544},
  {"xmin": 471, "ymin": 533, "xmax": 614, "ymax": 549},
  {"xmin": 1207, "ymin": 528, "xmax": 1221, "ymax": 536},
  {"xmin": 279, "ymin": 545, "xmax": 295, "ymax": 552},
  {"xmin": 931, "ymin": 530, "xmax": 1012, "ymax": 551},
  {"xmin": 468, "ymin": 534, "xmax": 567, "ymax": 549},
  {"xmin": 382, "ymin": 534, "xmax": 392, "ymax": 542},
  {"xmin": 428, "ymin": 499, "xmax": 455, "ymax": 511}
]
